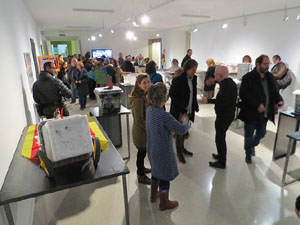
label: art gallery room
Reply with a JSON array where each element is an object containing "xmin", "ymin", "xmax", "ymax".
[{"xmin": 1, "ymin": 0, "xmax": 300, "ymax": 224}]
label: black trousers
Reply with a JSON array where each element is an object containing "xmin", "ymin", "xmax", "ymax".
[
  {"xmin": 136, "ymin": 147, "xmax": 147, "ymax": 176},
  {"xmin": 176, "ymin": 134, "xmax": 185, "ymax": 155},
  {"xmin": 215, "ymin": 116, "xmax": 234, "ymax": 165},
  {"xmin": 88, "ymin": 78, "xmax": 96, "ymax": 99}
]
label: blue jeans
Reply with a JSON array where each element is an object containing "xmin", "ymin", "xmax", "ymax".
[
  {"xmin": 244, "ymin": 121, "xmax": 267, "ymax": 156},
  {"xmin": 71, "ymin": 82, "xmax": 77, "ymax": 103},
  {"xmin": 79, "ymin": 95, "xmax": 87, "ymax": 108}
]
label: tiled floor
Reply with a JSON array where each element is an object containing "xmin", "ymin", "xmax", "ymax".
[{"xmin": 33, "ymin": 98, "xmax": 300, "ymax": 225}]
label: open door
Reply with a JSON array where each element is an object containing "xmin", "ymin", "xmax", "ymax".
[{"xmin": 148, "ymin": 38, "xmax": 162, "ymax": 69}]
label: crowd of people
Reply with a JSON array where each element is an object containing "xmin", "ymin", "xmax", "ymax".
[{"xmin": 32, "ymin": 49, "xmax": 299, "ymax": 214}]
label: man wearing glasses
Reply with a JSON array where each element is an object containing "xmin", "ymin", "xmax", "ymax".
[
  {"xmin": 33, "ymin": 62, "xmax": 71, "ymax": 119},
  {"xmin": 238, "ymin": 55, "xmax": 284, "ymax": 164}
]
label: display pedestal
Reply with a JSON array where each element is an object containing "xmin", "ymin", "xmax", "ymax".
[{"xmin": 273, "ymin": 110, "xmax": 298, "ymax": 160}]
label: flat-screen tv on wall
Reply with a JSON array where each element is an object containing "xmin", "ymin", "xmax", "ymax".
[{"xmin": 91, "ymin": 49, "xmax": 113, "ymax": 58}]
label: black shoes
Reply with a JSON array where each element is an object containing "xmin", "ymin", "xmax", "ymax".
[
  {"xmin": 177, "ymin": 154, "xmax": 186, "ymax": 164},
  {"xmin": 212, "ymin": 154, "xmax": 219, "ymax": 160},
  {"xmin": 209, "ymin": 161, "xmax": 226, "ymax": 169},
  {"xmin": 183, "ymin": 149, "xmax": 193, "ymax": 157},
  {"xmin": 144, "ymin": 167, "xmax": 151, "ymax": 174},
  {"xmin": 245, "ymin": 155, "xmax": 252, "ymax": 164},
  {"xmin": 138, "ymin": 174, "xmax": 151, "ymax": 185}
]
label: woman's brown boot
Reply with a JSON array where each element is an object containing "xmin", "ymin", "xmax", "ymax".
[
  {"xmin": 151, "ymin": 180, "xmax": 159, "ymax": 202},
  {"xmin": 159, "ymin": 191, "xmax": 179, "ymax": 211}
]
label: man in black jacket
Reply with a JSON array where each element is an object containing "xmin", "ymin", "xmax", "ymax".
[
  {"xmin": 200, "ymin": 66, "xmax": 237, "ymax": 169},
  {"xmin": 170, "ymin": 59, "xmax": 199, "ymax": 163},
  {"xmin": 238, "ymin": 55, "xmax": 284, "ymax": 164},
  {"xmin": 181, "ymin": 49, "xmax": 193, "ymax": 67},
  {"xmin": 33, "ymin": 62, "xmax": 72, "ymax": 119}
]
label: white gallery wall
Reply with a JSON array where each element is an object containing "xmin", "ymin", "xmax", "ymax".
[
  {"xmin": 159, "ymin": 28, "xmax": 188, "ymax": 69},
  {"xmin": 191, "ymin": 9, "xmax": 300, "ymax": 108},
  {"xmin": 43, "ymin": 27, "xmax": 188, "ymax": 69},
  {"xmin": 0, "ymin": 0, "xmax": 41, "ymax": 224}
]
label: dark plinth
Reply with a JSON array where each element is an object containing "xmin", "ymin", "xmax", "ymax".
[
  {"xmin": 90, "ymin": 106, "xmax": 130, "ymax": 148},
  {"xmin": 273, "ymin": 110, "xmax": 300, "ymax": 160}
]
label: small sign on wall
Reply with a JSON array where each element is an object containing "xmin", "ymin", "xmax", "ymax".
[{"xmin": 23, "ymin": 52, "xmax": 34, "ymax": 92}]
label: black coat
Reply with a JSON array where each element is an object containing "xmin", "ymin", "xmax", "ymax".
[
  {"xmin": 181, "ymin": 54, "xmax": 191, "ymax": 67},
  {"xmin": 68, "ymin": 66, "xmax": 80, "ymax": 84},
  {"xmin": 33, "ymin": 71, "xmax": 71, "ymax": 118},
  {"xmin": 122, "ymin": 61, "xmax": 135, "ymax": 73},
  {"xmin": 238, "ymin": 68, "xmax": 283, "ymax": 124},
  {"xmin": 169, "ymin": 72, "xmax": 199, "ymax": 122},
  {"xmin": 204, "ymin": 66, "xmax": 216, "ymax": 91},
  {"xmin": 77, "ymin": 68, "xmax": 89, "ymax": 96}
]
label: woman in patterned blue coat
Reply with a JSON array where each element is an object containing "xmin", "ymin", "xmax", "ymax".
[{"xmin": 146, "ymin": 83, "xmax": 189, "ymax": 211}]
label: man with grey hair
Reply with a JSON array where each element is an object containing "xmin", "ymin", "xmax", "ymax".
[{"xmin": 200, "ymin": 66, "xmax": 237, "ymax": 169}]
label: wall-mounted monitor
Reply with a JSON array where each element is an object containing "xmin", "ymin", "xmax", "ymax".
[{"xmin": 91, "ymin": 49, "xmax": 113, "ymax": 58}]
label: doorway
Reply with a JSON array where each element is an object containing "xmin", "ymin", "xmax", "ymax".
[{"xmin": 148, "ymin": 38, "xmax": 162, "ymax": 69}]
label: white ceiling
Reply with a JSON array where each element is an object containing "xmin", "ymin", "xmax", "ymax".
[{"xmin": 24, "ymin": 0, "xmax": 300, "ymax": 32}]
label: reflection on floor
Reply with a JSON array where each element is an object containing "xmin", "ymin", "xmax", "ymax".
[{"xmin": 33, "ymin": 98, "xmax": 300, "ymax": 225}]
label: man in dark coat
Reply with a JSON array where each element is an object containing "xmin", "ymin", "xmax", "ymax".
[
  {"xmin": 33, "ymin": 62, "xmax": 71, "ymax": 119},
  {"xmin": 200, "ymin": 66, "xmax": 237, "ymax": 169},
  {"xmin": 181, "ymin": 49, "xmax": 192, "ymax": 67},
  {"xmin": 121, "ymin": 56, "xmax": 135, "ymax": 73},
  {"xmin": 169, "ymin": 59, "xmax": 199, "ymax": 163},
  {"xmin": 238, "ymin": 55, "xmax": 284, "ymax": 164}
]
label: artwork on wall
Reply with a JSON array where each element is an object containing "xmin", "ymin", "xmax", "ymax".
[
  {"xmin": 37, "ymin": 55, "xmax": 60, "ymax": 72},
  {"xmin": 23, "ymin": 52, "xmax": 34, "ymax": 92}
]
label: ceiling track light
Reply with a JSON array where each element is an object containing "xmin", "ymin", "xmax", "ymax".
[
  {"xmin": 141, "ymin": 15, "xmax": 150, "ymax": 24},
  {"xmin": 126, "ymin": 31, "xmax": 135, "ymax": 40},
  {"xmin": 243, "ymin": 15, "xmax": 248, "ymax": 27},
  {"xmin": 133, "ymin": 21, "xmax": 139, "ymax": 27},
  {"xmin": 98, "ymin": 33, "xmax": 102, "ymax": 37},
  {"xmin": 193, "ymin": 28, "xmax": 198, "ymax": 33},
  {"xmin": 111, "ymin": 29, "xmax": 114, "ymax": 34},
  {"xmin": 91, "ymin": 36, "xmax": 96, "ymax": 41},
  {"xmin": 222, "ymin": 23, "xmax": 228, "ymax": 29},
  {"xmin": 156, "ymin": 33, "xmax": 160, "ymax": 37},
  {"xmin": 297, "ymin": 13, "xmax": 300, "ymax": 21},
  {"xmin": 283, "ymin": 7, "xmax": 289, "ymax": 22}
]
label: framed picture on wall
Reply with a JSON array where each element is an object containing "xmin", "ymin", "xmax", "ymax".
[
  {"xmin": 23, "ymin": 52, "xmax": 34, "ymax": 92},
  {"xmin": 37, "ymin": 55, "xmax": 60, "ymax": 72}
]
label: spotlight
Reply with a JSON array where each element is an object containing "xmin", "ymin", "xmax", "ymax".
[
  {"xmin": 133, "ymin": 21, "xmax": 139, "ymax": 27},
  {"xmin": 133, "ymin": 36, "xmax": 138, "ymax": 41},
  {"xmin": 111, "ymin": 29, "xmax": 114, "ymax": 34},
  {"xmin": 88, "ymin": 38, "xmax": 91, "ymax": 41},
  {"xmin": 91, "ymin": 36, "xmax": 96, "ymax": 41},
  {"xmin": 156, "ymin": 33, "xmax": 160, "ymax": 37},
  {"xmin": 297, "ymin": 13, "xmax": 300, "ymax": 21},
  {"xmin": 222, "ymin": 23, "xmax": 228, "ymax": 29},
  {"xmin": 243, "ymin": 15, "xmax": 248, "ymax": 27},
  {"xmin": 126, "ymin": 31, "xmax": 134, "ymax": 40},
  {"xmin": 141, "ymin": 15, "xmax": 150, "ymax": 24},
  {"xmin": 193, "ymin": 28, "xmax": 198, "ymax": 33},
  {"xmin": 98, "ymin": 33, "xmax": 102, "ymax": 37},
  {"xmin": 283, "ymin": 8, "xmax": 289, "ymax": 22}
]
